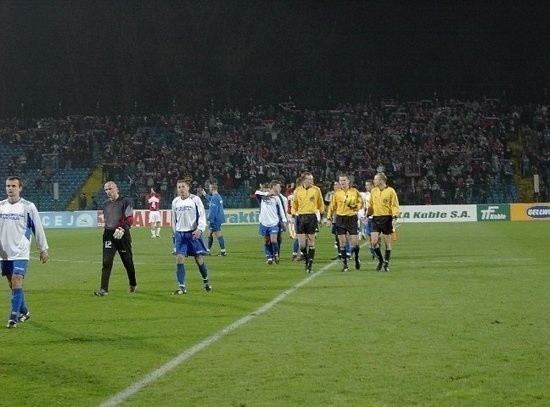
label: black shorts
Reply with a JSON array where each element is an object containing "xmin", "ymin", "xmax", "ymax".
[
  {"xmin": 335, "ymin": 215, "xmax": 358, "ymax": 235},
  {"xmin": 372, "ymin": 215, "xmax": 393, "ymax": 235},
  {"xmin": 296, "ymin": 214, "xmax": 318, "ymax": 235},
  {"xmin": 103, "ymin": 229, "xmax": 133, "ymax": 256}
]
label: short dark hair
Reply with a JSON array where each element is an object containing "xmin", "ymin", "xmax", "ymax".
[{"xmin": 7, "ymin": 176, "xmax": 23, "ymax": 187}]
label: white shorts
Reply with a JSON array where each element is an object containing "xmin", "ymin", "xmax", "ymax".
[{"xmin": 149, "ymin": 210, "xmax": 161, "ymax": 223}]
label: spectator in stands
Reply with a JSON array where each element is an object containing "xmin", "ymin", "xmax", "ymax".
[
  {"xmin": 78, "ymin": 192, "xmax": 88, "ymax": 210},
  {"xmin": 91, "ymin": 195, "xmax": 99, "ymax": 210}
]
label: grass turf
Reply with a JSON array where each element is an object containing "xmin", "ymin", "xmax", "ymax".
[{"xmin": 0, "ymin": 222, "xmax": 548, "ymax": 406}]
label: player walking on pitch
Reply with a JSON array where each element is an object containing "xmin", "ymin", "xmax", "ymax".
[
  {"xmin": 94, "ymin": 181, "xmax": 138, "ymax": 296},
  {"xmin": 1, "ymin": 176, "xmax": 49, "ymax": 328},
  {"xmin": 171, "ymin": 179, "xmax": 212, "ymax": 294},
  {"xmin": 147, "ymin": 188, "xmax": 162, "ymax": 238},
  {"xmin": 368, "ymin": 173, "xmax": 400, "ymax": 272}
]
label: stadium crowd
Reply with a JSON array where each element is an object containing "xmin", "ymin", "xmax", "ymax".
[{"xmin": 1, "ymin": 97, "xmax": 548, "ymax": 208}]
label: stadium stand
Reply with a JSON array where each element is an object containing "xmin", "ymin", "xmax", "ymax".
[{"xmin": 1, "ymin": 98, "xmax": 547, "ymax": 209}]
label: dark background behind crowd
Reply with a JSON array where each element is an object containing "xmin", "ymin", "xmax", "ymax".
[{"xmin": 1, "ymin": 2, "xmax": 548, "ymax": 117}]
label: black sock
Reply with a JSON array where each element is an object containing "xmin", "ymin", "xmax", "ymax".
[
  {"xmin": 340, "ymin": 249, "xmax": 347, "ymax": 265},
  {"xmin": 308, "ymin": 247, "xmax": 315, "ymax": 261},
  {"xmin": 353, "ymin": 246, "xmax": 360, "ymax": 261},
  {"xmin": 374, "ymin": 247, "xmax": 383, "ymax": 262},
  {"xmin": 385, "ymin": 250, "xmax": 391, "ymax": 262},
  {"xmin": 300, "ymin": 248, "xmax": 308, "ymax": 262}
]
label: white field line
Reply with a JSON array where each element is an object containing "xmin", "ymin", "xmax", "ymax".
[{"xmin": 99, "ymin": 256, "xmax": 340, "ymax": 407}]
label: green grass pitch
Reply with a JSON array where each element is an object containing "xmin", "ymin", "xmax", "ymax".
[{"xmin": 0, "ymin": 222, "xmax": 548, "ymax": 406}]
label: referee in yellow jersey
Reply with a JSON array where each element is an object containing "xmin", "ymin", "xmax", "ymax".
[
  {"xmin": 367, "ymin": 173, "xmax": 400, "ymax": 271},
  {"xmin": 326, "ymin": 174, "xmax": 363, "ymax": 272},
  {"xmin": 291, "ymin": 172, "xmax": 325, "ymax": 273}
]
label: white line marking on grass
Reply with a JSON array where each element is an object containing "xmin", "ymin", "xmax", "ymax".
[{"xmin": 99, "ymin": 259, "xmax": 337, "ymax": 407}]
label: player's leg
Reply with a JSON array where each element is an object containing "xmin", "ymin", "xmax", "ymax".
[
  {"xmin": 96, "ymin": 232, "xmax": 116, "ymax": 295},
  {"xmin": 194, "ymin": 255, "xmax": 212, "ymax": 292},
  {"xmin": 371, "ymin": 228, "xmax": 385, "ymax": 271},
  {"xmin": 270, "ymin": 231, "xmax": 280, "ymax": 264},
  {"xmin": 173, "ymin": 232, "xmax": 188, "ymax": 294},
  {"xmin": 337, "ymin": 230, "xmax": 349, "ymax": 271},
  {"xmin": 3, "ymin": 260, "xmax": 27, "ymax": 328},
  {"xmin": 118, "ymin": 235, "xmax": 137, "ymax": 291},
  {"xmin": 214, "ymin": 229, "xmax": 226, "ymax": 255}
]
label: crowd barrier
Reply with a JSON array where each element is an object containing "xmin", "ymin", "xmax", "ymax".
[{"xmin": 38, "ymin": 203, "xmax": 550, "ymax": 229}]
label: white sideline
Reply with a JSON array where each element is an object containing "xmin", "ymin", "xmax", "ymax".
[{"xmin": 99, "ymin": 259, "xmax": 335, "ymax": 407}]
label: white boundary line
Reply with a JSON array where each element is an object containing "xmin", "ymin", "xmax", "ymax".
[{"xmin": 99, "ymin": 259, "xmax": 336, "ymax": 407}]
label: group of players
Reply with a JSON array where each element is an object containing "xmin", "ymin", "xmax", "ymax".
[
  {"xmin": 254, "ymin": 171, "xmax": 400, "ymax": 274},
  {"xmin": 1, "ymin": 171, "xmax": 398, "ymax": 329}
]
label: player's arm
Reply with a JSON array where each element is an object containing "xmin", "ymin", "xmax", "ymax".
[
  {"xmin": 317, "ymin": 189, "xmax": 326, "ymax": 216},
  {"xmin": 391, "ymin": 189, "xmax": 400, "ymax": 218},
  {"xmin": 367, "ymin": 191, "xmax": 375, "ymax": 216},
  {"xmin": 194, "ymin": 196, "xmax": 207, "ymax": 233},
  {"xmin": 171, "ymin": 201, "xmax": 177, "ymax": 235},
  {"xmin": 113, "ymin": 198, "xmax": 133, "ymax": 231},
  {"xmin": 355, "ymin": 190, "xmax": 363, "ymax": 212},
  {"xmin": 29, "ymin": 203, "xmax": 49, "ymax": 262},
  {"xmin": 326, "ymin": 193, "xmax": 336, "ymax": 221}
]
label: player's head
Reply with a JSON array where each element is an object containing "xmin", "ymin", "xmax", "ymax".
[
  {"xmin": 270, "ymin": 180, "xmax": 282, "ymax": 194},
  {"xmin": 210, "ymin": 183, "xmax": 218, "ymax": 192},
  {"xmin": 176, "ymin": 179, "xmax": 190, "ymax": 197},
  {"xmin": 104, "ymin": 181, "xmax": 119, "ymax": 201},
  {"xmin": 301, "ymin": 172, "xmax": 314, "ymax": 188},
  {"xmin": 6, "ymin": 176, "xmax": 23, "ymax": 201},
  {"xmin": 338, "ymin": 174, "xmax": 350, "ymax": 189},
  {"xmin": 374, "ymin": 173, "xmax": 387, "ymax": 187},
  {"xmin": 365, "ymin": 179, "xmax": 374, "ymax": 191}
]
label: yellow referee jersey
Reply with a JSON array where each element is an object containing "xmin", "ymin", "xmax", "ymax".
[
  {"xmin": 368, "ymin": 186, "xmax": 400, "ymax": 217},
  {"xmin": 291, "ymin": 185, "xmax": 325, "ymax": 215},
  {"xmin": 327, "ymin": 187, "xmax": 363, "ymax": 218}
]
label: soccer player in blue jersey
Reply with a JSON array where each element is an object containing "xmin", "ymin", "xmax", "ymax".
[
  {"xmin": 1, "ymin": 176, "xmax": 49, "ymax": 329},
  {"xmin": 172, "ymin": 179, "xmax": 212, "ymax": 294},
  {"xmin": 200, "ymin": 183, "xmax": 227, "ymax": 256}
]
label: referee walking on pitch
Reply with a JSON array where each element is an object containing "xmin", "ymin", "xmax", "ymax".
[
  {"xmin": 94, "ymin": 181, "xmax": 137, "ymax": 296},
  {"xmin": 367, "ymin": 173, "xmax": 400, "ymax": 272},
  {"xmin": 291, "ymin": 172, "xmax": 325, "ymax": 273}
]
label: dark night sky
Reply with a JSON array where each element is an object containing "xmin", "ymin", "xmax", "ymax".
[{"xmin": 1, "ymin": 0, "xmax": 549, "ymax": 117}]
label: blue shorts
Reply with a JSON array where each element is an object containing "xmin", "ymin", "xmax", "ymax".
[
  {"xmin": 259, "ymin": 224, "xmax": 280, "ymax": 236},
  {"xmin": 174, "ymin": 231, "xmax": 208, "ymax": 257},
  {"xmin": 209, "ymin": 222, "xmax": 222, "ymax": 232},
  {"xmin": 1, "ymin": 260, "xmax": 29, "ymax": 277},
  {"xmin": 363, "ymin": 218, "xmax": 373, "ymax": 236}
]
